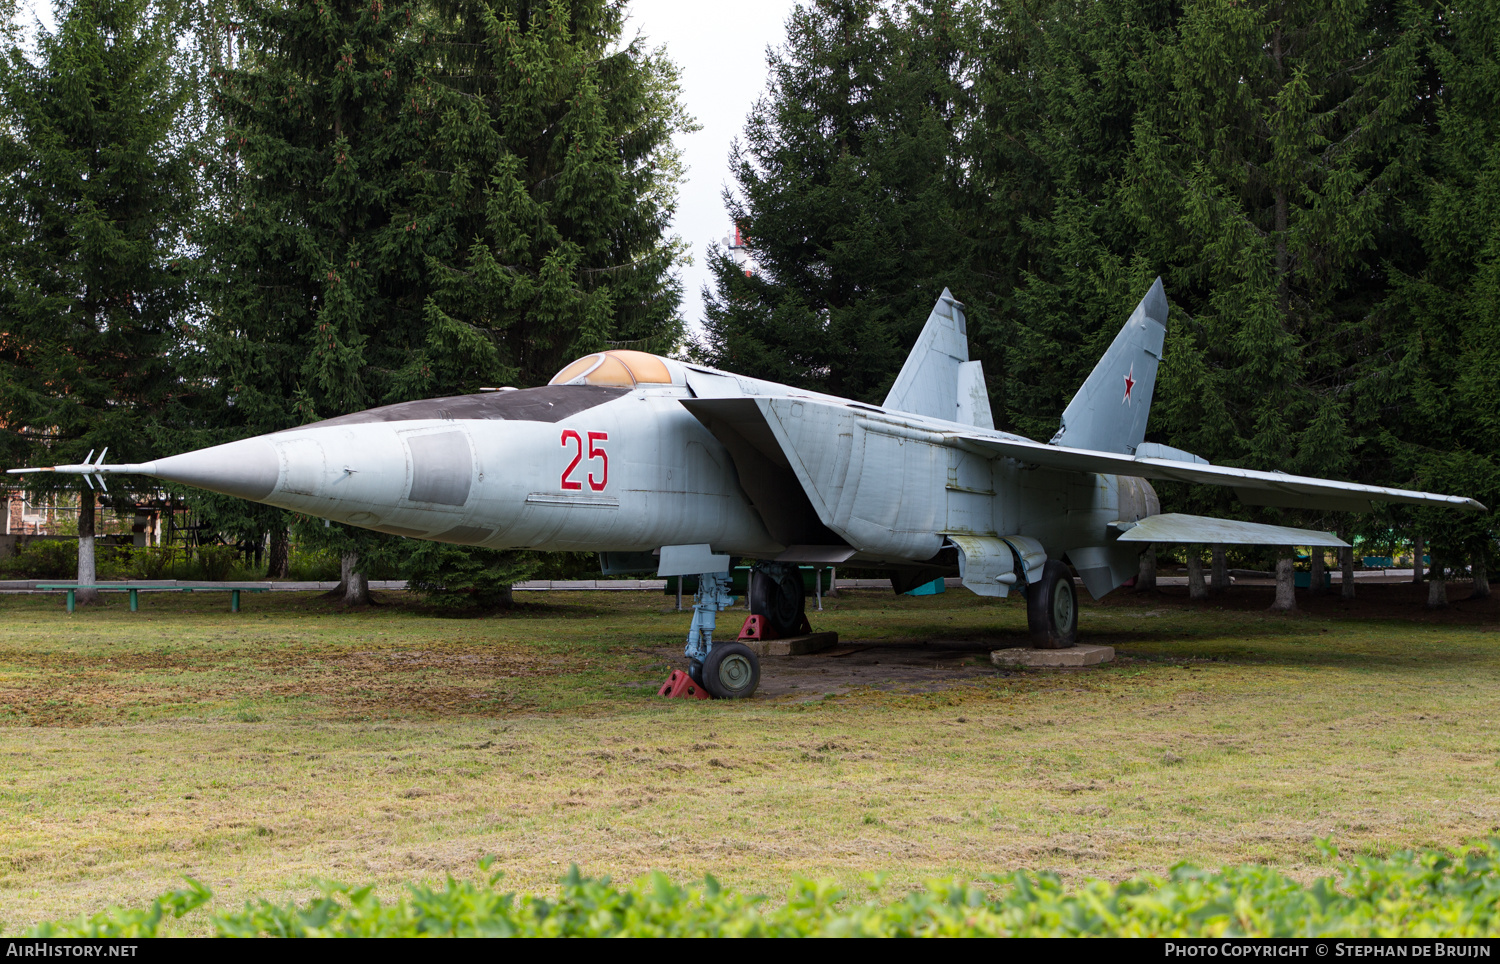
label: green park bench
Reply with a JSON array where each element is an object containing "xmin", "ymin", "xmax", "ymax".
[{"xmin": 35, "ymin": 583, "xmax": 270, "ymax": 614}]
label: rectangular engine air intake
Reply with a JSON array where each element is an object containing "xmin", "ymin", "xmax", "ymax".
[{"xmin": 406, "ymin": 432, "xmax": 473, "ymax": 506}]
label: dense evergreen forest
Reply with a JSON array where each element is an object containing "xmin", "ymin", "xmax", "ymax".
[
  {"xmin": 701, "ymin": 0, "xmax": 1499, "ymax": 587},
  {"xmin": 0, "ymin": 0, "xmax": 1494, "ymax": 601}
]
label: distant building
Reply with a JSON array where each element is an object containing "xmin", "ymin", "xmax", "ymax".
[
  {"xmin": 3, "ymin": 488, "xmax": 163, "ymax": 545},
  {"xmin": 5, "ymin": 489, "xmax": 73, "ymax": 536}
]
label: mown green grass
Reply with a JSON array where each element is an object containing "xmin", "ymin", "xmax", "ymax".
[{"xmin": 0, "ymin": 584, "xmax": 1496, "ymax": 934}]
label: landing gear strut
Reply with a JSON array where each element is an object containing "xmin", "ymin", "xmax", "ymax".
[{"xmin": 681, "ymin": 571, "xmax": 761, "ymax": 699}]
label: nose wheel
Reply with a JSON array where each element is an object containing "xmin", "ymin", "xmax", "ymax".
[{"xmin": 702, "ymin": 642, "xmax": 760, "ymax": 699}]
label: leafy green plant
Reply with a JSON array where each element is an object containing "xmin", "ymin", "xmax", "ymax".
[
  {"xmin": 401, "ymin": 543, "xmax": 539, "ymax": 612},
  {"xmin": 23, "ymin": 843, "xmax": 1500, "ymax": 938},
  {"xmin": 123, "ymin": 547, "xmax": 175, "ymax": 580},
  {"xmin": 27, "ymin": 879, "xmax": 211, "ymax": 938},
  {"xmin": 286, "ymin": 547, "xmax": 342, "ymax": 582},
  {"xmin": 196, "ymin": 546, "xmax": 238, "ymax": 582},
  {"xmin": 0, "ymin": 539, "xmax": 76, "ymax": 579}
]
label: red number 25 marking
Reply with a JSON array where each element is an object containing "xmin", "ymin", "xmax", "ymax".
[{"xmin": 560, "ymin": 430, "xmax": 608, "ymax": 492}]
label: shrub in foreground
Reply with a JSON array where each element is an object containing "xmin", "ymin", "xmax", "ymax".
[{"xmin": 25, "ymin": 844, "xmax": 1500, "ymax": 937}]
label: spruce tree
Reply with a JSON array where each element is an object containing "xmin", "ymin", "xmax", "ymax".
[
  {"xmin": 193, "ymin": 0, "xmax": 430, "ymax": 599},
  {"xmin": 699, "ymin": 0, "xmax": 985, "ymax": 404},
  {"xmin": 1387, "ymin": 1, "xmax": 1500, "ymax": 590},
  {"xmin": 983, "ymin": 0, "xmax": 1177, "ymax": 440},
  {"xmin": 1112, "ymin": 0, "xmax": 1427, "ymax": 581},
  {"xmin": 408, "ymin": 0, "xmax": 691, "ymax": 392},
  {"xmin": 0, "ymin": 0, "xmax": 195, "ymax": 602},
  {"xmin": 199, "ymin": 0, "xmax": 690, "ymax": 603}
]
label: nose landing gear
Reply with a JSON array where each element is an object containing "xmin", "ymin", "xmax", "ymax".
[
  {"xmin": 666, "ymin": 562, "xmax": 818, "ymax": 700},
  {"xmin": 676, "ymin": 570, "xmax": 763, "ymax": 700}
]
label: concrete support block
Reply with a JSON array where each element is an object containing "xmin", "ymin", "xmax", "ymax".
[
  {"xmin": 741, "ymin": 632, "xmax": 839, "ymax": 658},
  {"xmin": 990, "ymin": 643, "xmax": 1115, "ymax": 668}
]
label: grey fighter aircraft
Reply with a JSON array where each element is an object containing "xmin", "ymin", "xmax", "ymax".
[{"xmin": 9, "ymin": 280, "xmax": 1484, "ymax": 698}]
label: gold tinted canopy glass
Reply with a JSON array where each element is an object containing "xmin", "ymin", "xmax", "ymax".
[{"xmin": 548, "ymin": 350, "xmax": 673, "ymax": 388}]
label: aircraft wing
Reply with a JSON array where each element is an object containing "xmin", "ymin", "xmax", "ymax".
[{"xmin": 947, "ymin": 433, "xmax": 1486, "ymax": 513}]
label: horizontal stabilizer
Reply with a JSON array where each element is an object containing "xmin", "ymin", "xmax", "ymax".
[
  {"xmin": 1135, "ymin": 442, "xmax": 1207, "ymax": 464},
  {"xmin": 948, "ymin": 432, "xmax": 1486, "ymax": 513},
  {"xmin": 1116, "ymin": 514, "xmax": 1348, "ymax": 547}
]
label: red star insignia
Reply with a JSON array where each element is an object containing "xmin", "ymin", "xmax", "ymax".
[{"xmin": 1123, "ymin": 367, "xmax": 1136, "ymax": 404}]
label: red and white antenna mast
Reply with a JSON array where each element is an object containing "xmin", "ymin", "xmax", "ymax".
[{"xmin": 726, "ymin": 220, "xmax": 759, "ymax": 277}]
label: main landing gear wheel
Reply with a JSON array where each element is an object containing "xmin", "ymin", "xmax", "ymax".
[
  {"xmin": 1027, "ymin": 560, "xmax": 1078, "ymax": 649},
  {"xmin": 703, "ymin": 642, "xmax": 761, "ymax": 699},
  {"xmin": 750, "ymin": 567, "xmax": 806, "ymax": 637}
]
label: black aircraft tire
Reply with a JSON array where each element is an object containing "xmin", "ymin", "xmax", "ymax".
[
  {"xmin": 703, "ymin": 643, "xmax": 761, "ymax": 700},
  {"xmin": 750, "ymin": 569, "xmax": 805, "ymax": 637},
  {"xmin": 688, "ymin": 659, "xmax": 705, "ymax": 687},
  {"xmin": 1027, "ymin": 561, "xmax": 1078, "ymax": 649}
]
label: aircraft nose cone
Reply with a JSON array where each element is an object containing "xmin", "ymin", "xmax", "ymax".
[{"xmin": 150, "ymin": 437, "xmax": 280, "ymax": 501}]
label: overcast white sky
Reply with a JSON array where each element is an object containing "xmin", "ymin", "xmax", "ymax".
[
  {"xmin": 626, "ymin": 1, "xmax": 798, "ymax": 333},
  {"xmin": 20, "ymin": 0, "xmax": 800, "ymax": 336}
]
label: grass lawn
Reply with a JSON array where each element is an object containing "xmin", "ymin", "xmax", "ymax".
[{"xmin": 0, "ymin": 580, "xmax": 1497, "ymax": 933}]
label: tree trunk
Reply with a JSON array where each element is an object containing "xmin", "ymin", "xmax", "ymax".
[
  {"xmin": 1471, "ymin": 556, "xmax": 1489, "ymax": 600},
  {"xmin": 1187, "ymin": 550, "xmax": 1208, "ymax": 601},
  {"xmin": 1136, "ymin": 546, "xmax": 1157, "ymax": 592},
  {"xmin": 1426, "ymin": 556, "xmax": 1447, "ymax": 609},
  {"xmin": 1412, "ymin": 533, "xmax": 1424, "ymax": 583},
  {"xmin": 1341, "ymin": 544, "xmax": 1356, "ymax": 600},
  {"xmin": 76, "ymin": 489, "xmax": 100, "ymax": 606},
  {"xmin": 1212, "ymin": 545, "xmax": 1228, "ymax": 594},
  {"xmin": 267, "ymin": 527, "xmax": 290, "ymax": 579},
  {"xmin": 340, "ymin": 551, "xmax": 371, "ymax": 606},
  {"xmin": 1270, "ymin": 551, "xmax": 1296, "ymax": 611},
  {"xmin": 1309, "ymin": 547, "xmax": 1325, "ymax": 596}
]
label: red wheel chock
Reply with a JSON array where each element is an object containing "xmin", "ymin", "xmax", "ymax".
[
  {"xmin": 738, "ymin": 613, "xmax": 812, "ymax": 641},
  {"xmin": 738, "ymin": 615, "xmax": 772, "ymax": 640},
  {"xmin": 657, "ymin": 669, "xmax": 711, "ymax": 700}
]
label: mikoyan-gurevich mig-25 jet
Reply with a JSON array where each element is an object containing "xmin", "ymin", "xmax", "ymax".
[{"xmin": 10, "ymin": 280, "xmax": 1485, "ymax": 699}]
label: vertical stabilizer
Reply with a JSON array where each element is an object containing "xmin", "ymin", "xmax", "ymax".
[
  {"xmin": 884, "ymin": 289, "xmax": 992, "ymax": 428},
  {"xmin": 956, "ymin": 361, "xmax": 994, "ymax": 430},
  {"xmin": 1050, "ymin": 278, "xmax": 1168, "ymax": 455}
]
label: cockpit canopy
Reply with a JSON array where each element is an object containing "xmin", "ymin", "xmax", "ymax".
[{"xmin": 548, "ymin": 350, "xmax": 684, "ymax": 389}]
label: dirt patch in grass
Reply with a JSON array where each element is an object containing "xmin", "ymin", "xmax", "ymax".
[
  {"xmin": 657, "ymin": 637, "xmax": 1010, "ymax": 701},
  {"xmin": 268, "ymin": 648, "xmax": 581, "ymax": 720}
]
